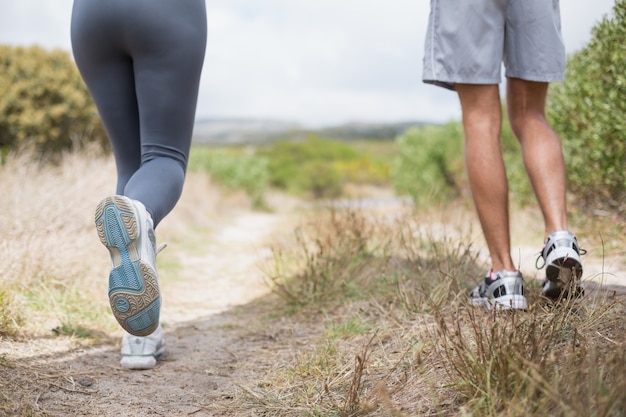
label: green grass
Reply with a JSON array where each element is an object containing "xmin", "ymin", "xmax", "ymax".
[
  {"xmin": 51, "ymin": 323, "xmax": 93, "ymax": 339},
  {"xmin": 325, "ymin": 316, "xmax": 373, "ymax": 339},
  {"xmin": 20, "ymin": 281, "xmax": 117, "ymax": 337}
]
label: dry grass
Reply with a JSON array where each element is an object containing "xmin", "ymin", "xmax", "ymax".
[
  {"xmin": 246, "ymin": 204, "xmax": 626, "ymax": 416},
  {"xmin": 0, "ymin": 147, "xmax": 248, "ymax": 340},
  {"xmin": 0, "ymin": 147, "xmax": 117, "ymax": 339},
  {"xmin": 264, "ymin": 207, "xmax": 391, "ymax": 307}
]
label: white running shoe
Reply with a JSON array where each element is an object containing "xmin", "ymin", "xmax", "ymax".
[
  {"xmin": 120, "ymin": 325, "xmax": 165, "ymax": 370},
  {"xmin": 470, "ymin": 269, "xmax": 528, "ymax": 310},
  {"xmin": 537, "ymin": 230, "xmax": 584, "ymax": 300},
  {"xmin": 95, "ymin": 195, "xmax": 161, "ymax": 336}
]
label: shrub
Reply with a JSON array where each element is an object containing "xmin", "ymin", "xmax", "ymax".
[
  {"xmin": 0, "ymin": 45, "xmax": 105, "ymax": 155},
  {"xmin": 260, "ymin": 135, "xmax": 387, "ymax": 198},
  {"xmin": 298, "ymin": 160, "xmax": 343, "ymax": 199},
  {"xmin": 335, "ymin": 157, "xmax": 390, "ymax": 185},
  {"xmin": 392, "ymin": 123, "xmax": 466, "ymax": 205},
  {"xmin": 188, "ymin": 146, "xmax": 269, "ymax": 208},
  {"xmin": 392, "ymin": 119, "xmax": 533, "ymax": 207},
  {"xmin": 501, "ymin": 112, "xmax": 535, "ymax": 205},
  {"xmin": 548, "ymin": 0, "xmax": 626, "ymax": 215}
]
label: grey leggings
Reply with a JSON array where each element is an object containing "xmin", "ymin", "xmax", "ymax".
[{"xmin": 71, "ymin": 0, "xmax": 207, "ymax": 227}]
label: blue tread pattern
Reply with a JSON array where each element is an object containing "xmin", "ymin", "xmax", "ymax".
[{"xmin": 95, "ymin": 196, "xmax": 160, "ymax": 337}]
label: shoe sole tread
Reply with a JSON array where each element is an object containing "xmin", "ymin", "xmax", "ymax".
[{"xmin": 95, "ymin": 196, "xmax": 160, "ymax": 337}]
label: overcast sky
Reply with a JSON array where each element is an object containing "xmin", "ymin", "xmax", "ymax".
[{"xmin": 0, "ymin": 1, "xmax": 617, "ymax": 127}]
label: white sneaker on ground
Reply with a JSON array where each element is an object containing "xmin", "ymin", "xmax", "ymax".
[
  {"xmin": 95, "ymin": 195, "xmax": 161, "ymax": 336},
  {"xmin": 537, "ymin": 230, "xmax": 584, "ymax": 300},
  {"xmin": 120, "ymin": 325, "xmax": 165, "ymax": 370},
  {"xmin": 470, "ymin": 269, "xmax": 528, "ymax": 310}
]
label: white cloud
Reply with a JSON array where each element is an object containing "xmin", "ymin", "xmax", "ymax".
[
  {"xmin": 0, "ymin": 0, "xmax": 72, "ymax": 50},
  {"xmin": 0, "ymin": 0, "xmax": 617, "ymax": 126}
]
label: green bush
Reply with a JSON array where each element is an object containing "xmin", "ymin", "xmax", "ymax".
[
  {"xmin": 0, "ymin": 45, "xmax": 104, "ymax": 155},
  {"xmin": 260, "ymin": 135, "xmax": 388, "ymax": 199},
  {"xmin": 548, "ymin": 0, "xmax": 626, "ymax": 214},
  {"xmin": 392, "ymin": 123, "xmax": 465, "ymax": 205},
  {"xmin": 500, "ymin": 113, "xmax": 535, "ymax": 205},
  {"xmin": 392, "ymin": 119, "xmax": 533, "ymax": 207},
  {"xmin": 335, "ymin": 157, "xmax": 390, "ymax": 185},
  {"xmin": 298, "ymin": 160, "xmax": 343, "ymax": 199},
  {"xmin": 189, "ymin": 146, "xmax": 269, "ymax": 207}
]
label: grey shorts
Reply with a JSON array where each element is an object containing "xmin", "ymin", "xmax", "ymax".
[{"xmin": 422, "ymin": 0, "xmax": 566, "ymax": 90}]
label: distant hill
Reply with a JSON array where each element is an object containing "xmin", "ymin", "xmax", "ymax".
[
  {"xmin": 316, "ymin": 121, "xmax": 428, "ymax": 141},
  {"xmin": 192, "ymin": 118, "xmax": 429, "ymax": 145}
]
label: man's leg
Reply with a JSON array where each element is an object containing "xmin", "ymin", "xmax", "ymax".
[
  {"xmin": 456, "ymin": 84, "xmax": 515, "ymax": 272},
  {"xmin": 506, "ymin": 78, "xmax": 568, "ymax": 238}
]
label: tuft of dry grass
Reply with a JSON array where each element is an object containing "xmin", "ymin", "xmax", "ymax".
[
  {"xmin": 264, "ymin": 207, "xmax": 394, "ymax": 307},
  {"xmin": 432, "ymin": 292, "xmax": 626, "ymax": 416}
]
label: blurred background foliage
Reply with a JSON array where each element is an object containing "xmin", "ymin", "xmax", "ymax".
[
  {"xmin": 1, "ymin": 0, "xmax": 625, "ymax": 218},
  {"xmin": 548, "ymin": 0, "xmax": 626, "ymax": 216},
  {"xmin": 257, "ymin": 136, "xmax": 390, "ymax": 199},
  {"xmin": 0, "ymin": 45, "xmax": 106, "ymax": 157}
]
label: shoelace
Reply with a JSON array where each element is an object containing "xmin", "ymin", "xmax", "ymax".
[
  {"xmin": 156, "ymin": 242, "xmax": 167, "ymax": 255},
  {"xmin": 535, "ymin": 245, "xmax": 587, "ymax": 269}
]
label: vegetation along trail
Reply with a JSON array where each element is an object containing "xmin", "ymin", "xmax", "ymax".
[{"xmin": 2, "ymin": 148, "xmax": 626, "ymax": 416}]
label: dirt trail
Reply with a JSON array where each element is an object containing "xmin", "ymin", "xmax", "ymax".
[
  {"xmin": 2, "ymin": 203, "xmax": 302, "ymax": 417},
  {"xmin": 161, "ymin": 211, "xmax": 278, "ymax": 323}
]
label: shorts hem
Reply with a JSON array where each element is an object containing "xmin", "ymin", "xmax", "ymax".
[
  {"xmin": 423, "ymin": 77, "xmax": 502, "ymax": 91},
  {"xmin": 505, "ymin": 71, "xmax": 565, "ymax": 83},
  {"xmin": 423, "ymin": 79, "xmax": 456, "ymax": 91}
]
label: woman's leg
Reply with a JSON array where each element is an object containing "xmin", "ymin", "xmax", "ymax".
[
  {"xmin": 122, "ymin": 0, "xmax": 207, "ymax": 226},
  {"xmin": 71, "ymin": 0, "xmax": 141, "ymax": 194},
  {"xmin": 72, "ymin": 0, "xmax": 207, "ymax": 227}
]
